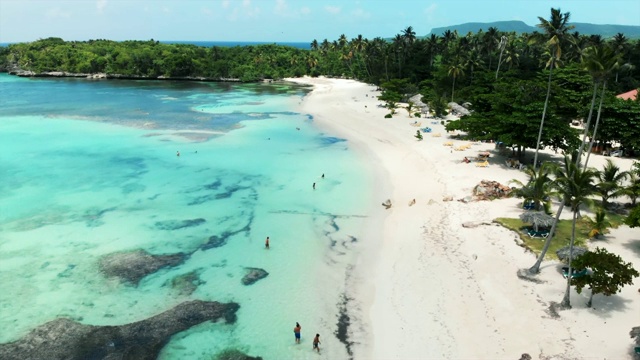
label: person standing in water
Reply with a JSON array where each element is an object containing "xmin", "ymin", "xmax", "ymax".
[
  {"xmin": 321, "ymin": 174, "xmax": 324, "ymax": 178},
  {"xmin": 293, "ymin": 322, "xmax": 301, "ymax": 344},
  {"xmin": 313, "ymin": 182, "xmax": 316, "ymax": 190},
  {"xmin": 265, "ymin": 236, "xmax": 270, "ymax": 249},
  {"xmin": 313, "ymin": 334, "xmax": 321, "ymax": 353},
  {"xmin": 176, "ymin": 151, "xmax": 180, "ymax": 157}
]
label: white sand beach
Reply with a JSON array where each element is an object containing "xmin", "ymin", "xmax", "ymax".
[{"xmin": 288, "ymin": 77, "xmax": 640, "ymax": 359}]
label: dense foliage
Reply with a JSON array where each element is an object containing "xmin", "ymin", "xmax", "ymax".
[{"xmin": 1, "ymin": 8, "xmax": 640, "ymax": 155}]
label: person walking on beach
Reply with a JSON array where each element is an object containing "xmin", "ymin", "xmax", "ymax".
[
  {"xmin": 176, "ymin": 151, "xmax": 180, "ymax": 157},
  {"xmin": 321, "ymin": 173, "xmax": 324, "ymax": 178},
  {"xmin": 313, "ymin": 182, "xmax": 316, "ymax": 190},
  {"xmin": 265, "ymin": 236, "xmax": 270, "ymax": 249},
  {"xmin": 313, "ymin": 334, "xmax": 321, "ymax": 353},
  {"xmin": 293, "ymin": 322, "xmax": 301, "ymax": 344}
]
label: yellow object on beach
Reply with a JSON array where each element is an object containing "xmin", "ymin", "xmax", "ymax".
[
  {"xmin": 443, "ymin": 141, "xmax": 453, "ymax": 146},
  {"xmin": 476, "ymin": 161, "xmax": 489, "ymax": 167},
  {"xmin": 432, "ymin": 133, "xmax": 441, "ymax": 137},
  {"xmin": 455, "ymin": 146, "xmax": 466, "ymax": 151},
  {"xmin": 410, "ymin": 122, "xmax": 422, "ymax": 127}
]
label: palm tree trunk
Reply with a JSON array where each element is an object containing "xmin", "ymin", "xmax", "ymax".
[
  {"xmin": 495, "ymin": 46, "xmax": 506, "ymax": 79},
  {"xmin": 533, "ymin": 59, "xmax": 555, "ymax": 168},
  {"xmin": 560, "ymin": 210, "xmax": 578, "ymax": 309},
  {"xmin": 451, "ymin": 76, "xmax": 456, "ymax": 103},
  {"xmin": 529, "ymin": 202, "xmax": 565, "ymax": 274},
  {"xmin": 576, "ymin": 82, "xmax": 602, "ymax": 165},
  {"xmin": 584, "ymin": 81, "xmax": 607, "ymax": 168},
  {"xmin": 587, "ymin": 290, "xmax": 594, "ymax": 307}
]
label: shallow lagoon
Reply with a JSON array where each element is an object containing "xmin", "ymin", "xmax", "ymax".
[{"xmin": 0, "ymin": 74, "xmax": 373, "ymax": 359}]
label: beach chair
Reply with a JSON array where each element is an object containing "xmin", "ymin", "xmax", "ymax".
[
  {"xmin": 432, "ymin": 133, "xmax": 441, "ymax": 137},
  {"xmin": 443, "ymin": 141, "xmax": 453, "ymax": 146},
  {"xmin": 527, "ymin": 229, "xmax": 549, "ymax": 238},
  {"xmin": 421, "ymin": 127, "xmax": 432, "ymax": 133},
  {"xmin": 523, "ymin": 201, "xmax": 536, "ymax": 210},
  {"xmin": 475, "ymin": 161, "xmax": 489, "ymax": 167},
  {"xmin": 561, "ymin": 266, "xmax": 587, "ymax": 279},
  {"xmin": 410, "ymin": 122, "xmax": 422, "ymax": 127},
  {"xmin": 455, "ymin": 146, "xmax": 465, "ymax": 151}
]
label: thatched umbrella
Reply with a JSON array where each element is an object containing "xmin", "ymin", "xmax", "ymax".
[
  {"xmin": 519, "ymin": 211, "xmax": 554, "ymax": 231},
  {"xmin": 630, "ymin": 326, "xmax": 640, "ymax": 345},
  {"xmin": 555, "ymin": 246, "xmax": 589, "ymax": 262}
]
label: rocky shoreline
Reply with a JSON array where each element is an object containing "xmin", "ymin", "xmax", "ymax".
[
  {"xmin": 6, "ymin": 69, "xmax": 249, "ymax": 82},
  {"xmin": 0, "ymin": 300, "xmax": 245, "ymax": 360}
]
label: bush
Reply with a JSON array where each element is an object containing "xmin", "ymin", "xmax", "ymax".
[
  {"xmin": 384, "ymin": 113, "xmax": 393, "ymax": 118},
  {"xmin": 414, "ymin": 112, "xmax": 422, "ymax": 118}
]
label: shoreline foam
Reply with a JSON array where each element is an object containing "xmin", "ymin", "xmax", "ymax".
[{"xmin": 289, "ymin": 76, "xmax": 640, "ymax": 359}]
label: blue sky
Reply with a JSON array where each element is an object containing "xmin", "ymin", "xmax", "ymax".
[{"xmin": 1, "ymin": 0, "xmax": 639, "ymax": 43}]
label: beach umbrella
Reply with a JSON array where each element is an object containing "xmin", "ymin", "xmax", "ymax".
[
  {"xmin": 519, "ymin": 211, "xmax": 554, "ymax": 231},
  {"xmin": 630, "ymin": 326, "xmax": 640, "ymax": 345},
  {"xmin": 555, "ymin": 246, "xmax": 589, "ymax": 262}
]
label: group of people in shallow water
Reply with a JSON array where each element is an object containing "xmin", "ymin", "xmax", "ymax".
[{"xmin": 293, "ymin": 322, "xmax": 321, "ymax": 353}]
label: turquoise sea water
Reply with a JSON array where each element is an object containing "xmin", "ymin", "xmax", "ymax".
[{"xmin": 0, "ymin": 74, "xmax": 374, "ymax": 359}]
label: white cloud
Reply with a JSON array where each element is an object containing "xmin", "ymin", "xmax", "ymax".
[
  {"xmin": 424, "ymin": 3, "xmax": 437, "ymax": 18},
  {"xmin": 300, "ymin": 6, "xmax": 311, "ymax": 15},
  {"xmin": 222, "ymin": 0, "xmax": 230, "ymax": 9},
  {"xmin": 202, "ymin": 7, "xmax": 212, "ymax": 16},
  {"xmin": 96, "ymin": 0, "xmax": 107, "ymax": 13},
  {"xmin": 352, "ymin": 8, "xmax": 370, "ymax": 19},
  {"xmin": 45, "ymin": 7, "xmax": 71, "ymax": 19},
  {"xmin": 162, "ymin": 6, "xmax": 170, "ymax": 14},
  {"xmin": 325, "ymin": 6, "xmax": 341, "ymax": 14},
  {"xmin": 274, "ymin": 0, "xmax": 288, "ymax": 16}
]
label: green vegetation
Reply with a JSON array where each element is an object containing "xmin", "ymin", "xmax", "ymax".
[
  {"xmin": 495, "ymin": 217, "xmax": 590, "ymax": 258},
  {"xmin": 571, "ymin": 247, "xmax": 639, "ymax": 307}
]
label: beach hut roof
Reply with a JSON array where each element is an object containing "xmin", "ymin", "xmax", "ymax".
[
  {"xmin": 616, "ymin": 89, "xmax": 638, "ymax": 101},
  {"xmin": 555, "ymin": 246, "xmax": 589, "ymax": 262},
  {"xmin": 519, "ymin": 211, "xmax": 554, "ymax": 228}
]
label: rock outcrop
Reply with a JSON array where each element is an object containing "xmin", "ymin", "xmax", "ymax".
[
  {"xmin": 473, "ymin": 180, "xmax": 512, "ymax": 200},
  {"xmin": 99, "ymin": 249, "xmax": 186, "ymax": 286},
  {"xmin": 0, "ymin": 300, "xmax": 240, "ymax": 360},
  {"xmin": 241, "ymin": 268, "xmax": 269, "ymax": 285}
]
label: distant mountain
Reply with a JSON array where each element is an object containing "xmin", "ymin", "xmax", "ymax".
[{"xmin": 427, "ymin": 20, "xmax": 640, "ymax": 39}]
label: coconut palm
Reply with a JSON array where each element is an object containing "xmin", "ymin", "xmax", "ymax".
[
  {"xmin": 581, "ymin": 44, "xmax": 621, "ymax": 167},
  {"xmin": 624, "ymin": 171, "xmax": 640, "ymax": 206},
  {"xmin": 589, "ymin": 208, "xmax": 611, "ymax": 239},
  {"xmin": 554, "ymin": 157, "xmax": 598, "ymax": 309},
  {"xmin": 424, "ymin": 34, "xmax": 440, "ymax": 68},
  {"xmin": 532, "ymin": 8, "xmax": 575, "ymax": 168},
  {"xmin": 310, "ymin": 39, "xmax": 319, "ymax": 51},
  {"xmin": 448, "ymin": 57, "xmax": 465, "ymax": 102},
  {"xmin": 528, "ymin": 153, "xmax": 576, "ymax": 274},
  {"xmin": 596, "ymin": 159, "xmax": 629, "ymax": 209},
  {"xmin": 510, "ymin": 162, "xmax": 555, "ymax": 212},
  {"xmin": 495, "ymin": 36, "xmax": 508, "ymax": 79}
]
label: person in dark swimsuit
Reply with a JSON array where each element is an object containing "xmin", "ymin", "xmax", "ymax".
[
  {"xmin": 294, "ymin": 322, "xmax": 301, "ymax": 344},
  {"xmin": 313, "ymin": 334, "xmax": 321, "ymax": 353},
  {"xmin": 265, "ymin": 236, "xmax": 270, "ymax": 249}
]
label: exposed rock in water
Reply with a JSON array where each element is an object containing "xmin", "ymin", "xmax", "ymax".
[
  {"xmin": 215, "ymin": 348, "xmax": 263, "ymax": 360},
  {"xmin": 168, "ymin": 271, "xmax": 204, "ymax": 296},
  {"xmin": 241, "ymin": 268, "xmax": 268, "ymax": 285},
  {"xmin": 154, "ymin": 218, "xmax": 206, "ymax": 230},
  {"xmin": 99, "ymin": 249, "xmax": 186, "ymax": 286},
  {"xmin": 0, "ymin": 300, "xmax": 240, "ymax": 360}
]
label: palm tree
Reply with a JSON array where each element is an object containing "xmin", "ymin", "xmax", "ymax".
[
  {"xmin": 448, "ymin": 57, "xmax": 465, "ymax": 102},
  {"xmin": 581, "ymin": 44, "xmax": 621, "ymax": 167},
  {"xmin": 424, "ymin": 34, "xmax": 440, "ymax": 68},
  {"xmin": 596, "ymin": 159, "xmax": 629, "ymax": 209},
  {"xmin": 510, "ymin": 162, "xmax": 555, "ymax": 212},
  {"xmin": 495, "ymin": 36, "xmax": 508, "ymax": 79},
  {"xmin": 532, "ymin": 8, "xmax": 575, "ymax": 168},
  {"xmin": 625, "ymin": 171, "xmax": 640, "ymax": 206},
  {"xmin": 310, "ymin": 39, "xmax": 319, "ymax": 51},
  {"xmin": 554, "ymin": 157, "xmax": 597, "ymax": 309}
]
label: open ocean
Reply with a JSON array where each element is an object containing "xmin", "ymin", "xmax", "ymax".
[
  {"xmin": 0, "ymin": 73, "xmax": 373, "ymax": 359},
  {"xmin": 0, "ymin": 41, "xmax": 311, "ymax": 49}
]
